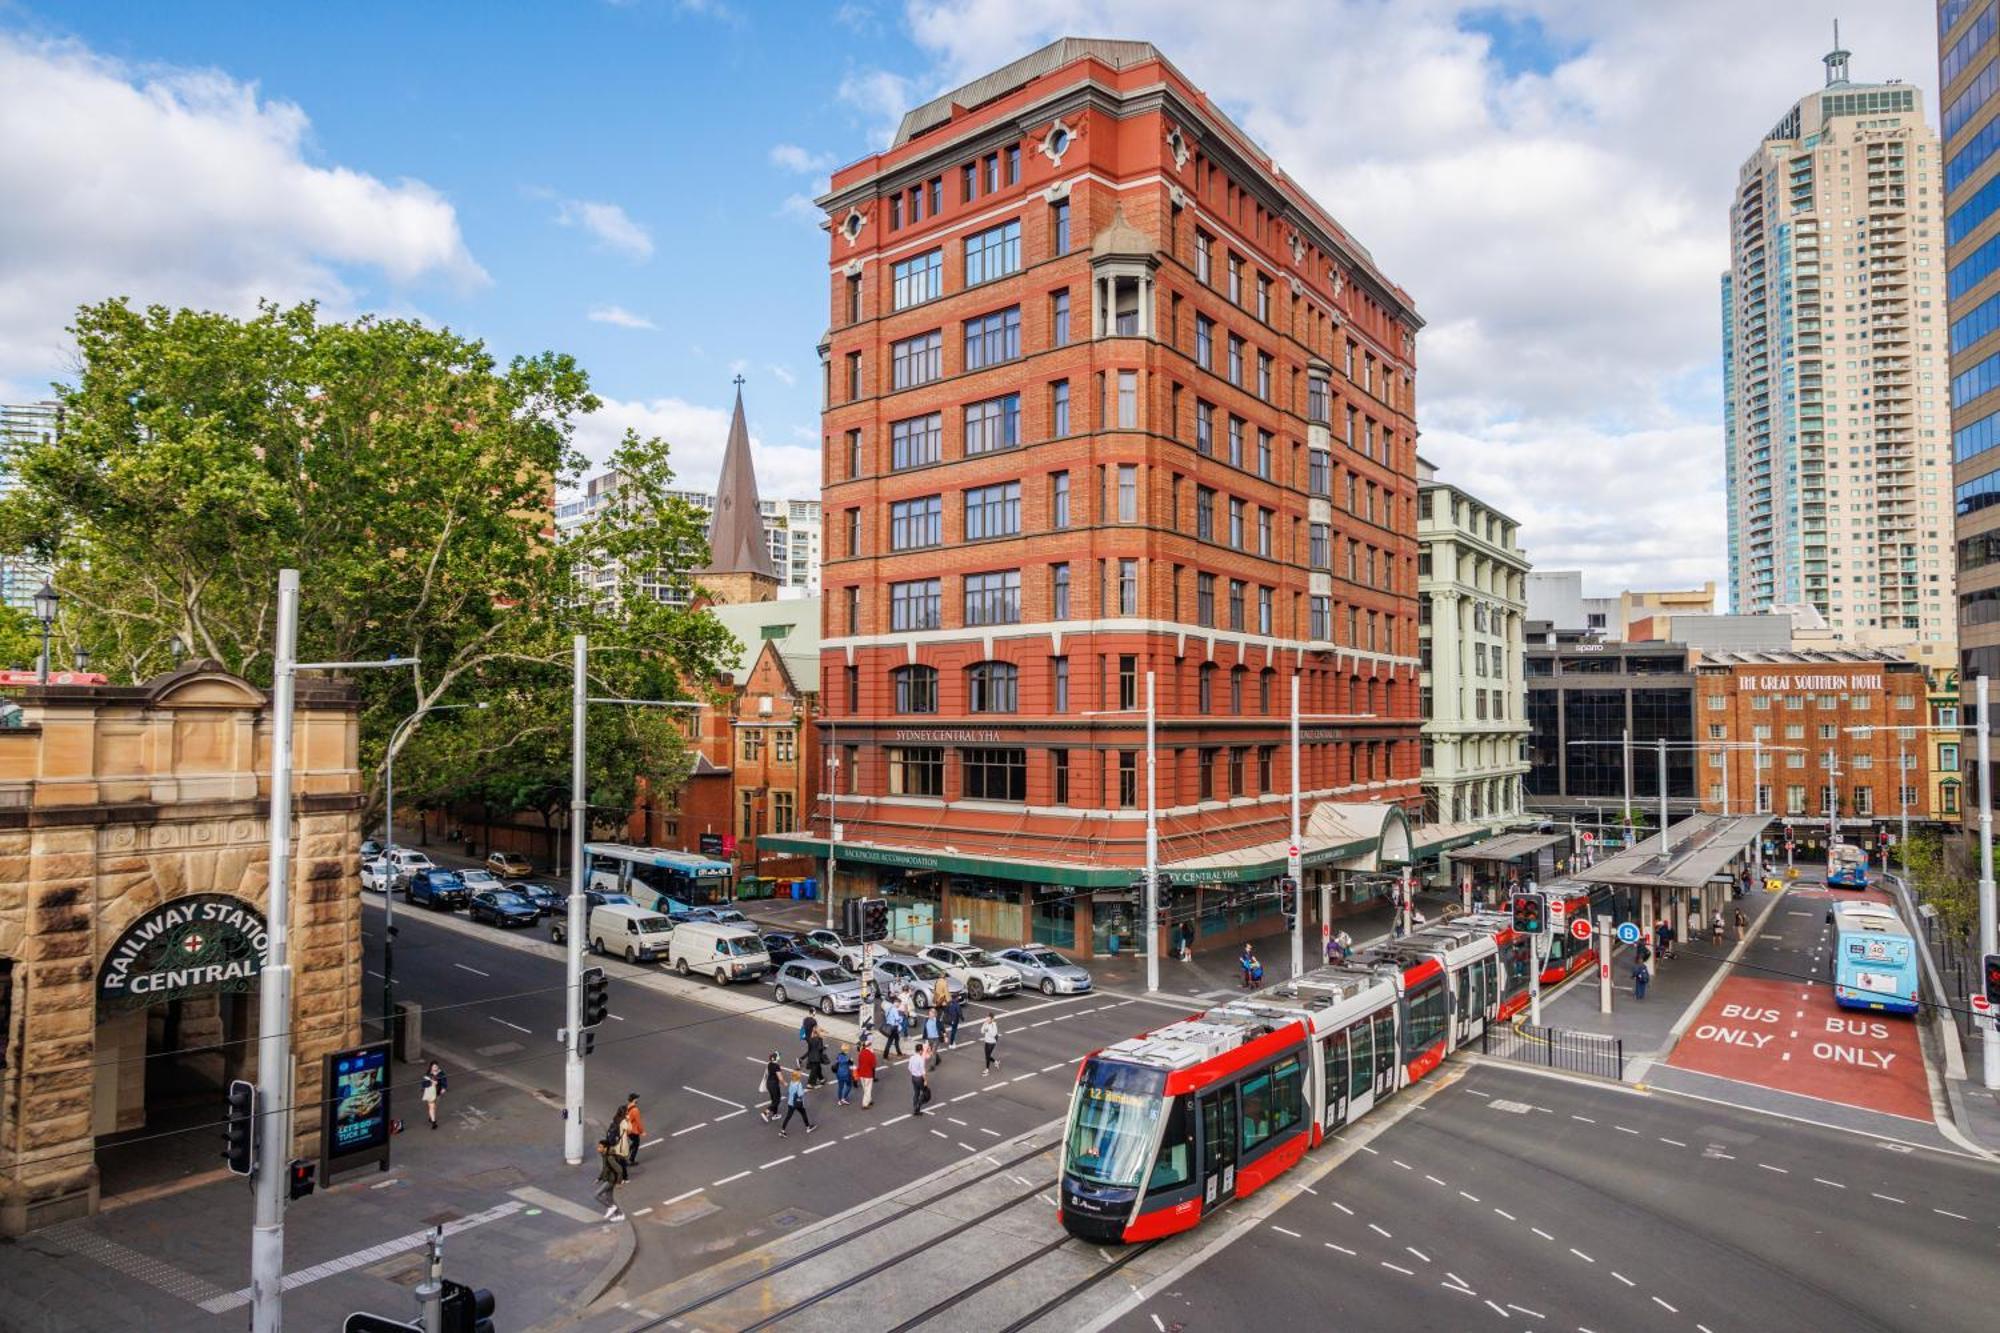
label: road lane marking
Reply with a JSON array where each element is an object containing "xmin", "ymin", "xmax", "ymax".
[
  {"xmin": 1570, "ymin": 1249, "xmax": 1594, "ymax": 1263},
  {"xmin": 1872, "ymin": 1193, "xmax": 1905, "ymax": 1203},
  {"xmin": 1446, "ymin": 1271, "xmax": 1469, "ymax": 1289},
  {"xmin": 1270, "ymin": 1226, "xmax": 1301, "ymax": 1238},
  {"xmin": 1493, "ymin": 1208, "xmax": 1516, "ymax": 1221},
  {"xmin": 1458, "ymin": 1190, "xmax": 1480, "ymax": 1202},
  {"xmin": 979, "ymin": 1126, "xmax": 1001, "ymax": 1137},
  {"xmin": 1531, "ymin": 1227, "xmax": 1553, "ymax": 1240},
  {"xmin": 930, "ymin": 1128, "xmax": 948, "ymax": 1139},
  {"xmin": 1611, "ymin": 1271, "xmax": 1635, "ymax": 1287},
  {"xmin": 1660, "ymin": 1138, "xmax": 1687, "ymax": 1147},
  {"xmin": 642, "ymin": 1137, "xmax": 663, "ymax": 1147},
  {"xmin": 683, "ymin": 1085, "xmax": 745, "ymax": 1109},
  {"xmin": 1508, "ymin": 1305, "xmax": 1546, "ymax": 1319},
  {"xmin": 712, "ymin": 1110, "xmax": 747, "ymax": 1123},
  {"xmin": 1614, "ymin": 1126, "xmax": 1639, "ymax": 1135},
  {"xmin": 630, "ymin": 1206, "xmax": 652, "ymax": 1216},
  {"xmin": 1325, "ymin": 1242, "xmax": 1356, "ymax": 1255},
  {"xmin": 1380, "ymin": 1261, "xmax": 1414, "ymax": 1276},
  {"xmin": 1758, "ymin": 1163, "xmax": 1789, "ymax": 1174},
  {"xmin": 455, "ymin": 964, "xmax": 490, "ymax": 977},
  {"xmin": 1407, "ymin": 1246, "xmax": 1431, "ymax": 1263},
  {"xmin": 488, "ymin": 1017, "xmax": 531, "ymax": 1034},
  {"xmin": 1391, "ymin": 1159, "xmax": 1413, "ymax": 1170},
  {"xmin": 1331, "ymin": 1201, "xmax": 1354, "ymax": 1215},
  {"xmin": 1653, "ymin": 1297, "xmax": 1678, "ymax": 1313},
  {"xmin": 1934, "ymin": 1208, "xmax": 1969, "ymax": 1219},
  {"xmin": 670, "ymin": 1123, "xmax": 706, "ymax": 1137},
  {"xmin": 1424, "ymin": 1175, "xmax": 1446, "ymax": 1186},
  {"xmin": 661, "ymin": 1187, "xmax": 703, "ymax": 1206},
  {"xmin": 760, "ymin": 1155, "xmax": 795, "ymax": 1169},
  {"xmin": 1570, "ymin": 1115, "xmax": 1594, "ymax": 1123},
  {"xmin": 1368, "ymin": 1223, "xmax": 1392, "ymax": 1238},
  {"xmin": 1041, "ymin": 1062, "xmax": 1066, "ymax": 1072},
  {"xmin": 712, "ymin": 1171, "xmax": 750, "ymax": 1186},
  {"xmin": 1814, "ymin": 1178, "xmax": 1845, "ymax": 1189},
  {"xmin": 952, "ymin": 1092, "xmax": 981, "ymax": 1102},
  {"xmin": 1484, "ymin": 1300, "xmax": 1508, "ymax": 1318},
  {"xmin": 1441, "ymin": 1283, "xmax": 1474, "ymax": 1297}
]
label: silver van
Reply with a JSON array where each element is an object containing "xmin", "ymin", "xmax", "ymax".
[
  {"xmin": 670, "ymin": 921, "xmax": 770, "ymax": 986},
  {"xmin": 588, "ymin": 904, "xmax": 675, "ymax": 963}
]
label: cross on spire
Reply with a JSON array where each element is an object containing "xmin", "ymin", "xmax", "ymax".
[{"xmin": 733, "ymin": 373, "xmax": 746, "ymax": 390}]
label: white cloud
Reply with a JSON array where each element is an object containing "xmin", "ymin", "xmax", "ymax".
[
  {"xmin": 576, "ymin": 394, "xmax": 822, "ymax": 501},
  {"xmin": 767, "ymin": 364, "xmax": 796, "ymax": 386},
  {"xmin": 778, "ymin": 192, "xmax": 826, "ymax": 225},
  {"xmin": 889, "ymin": 1, "xmax": 1939, "ymax": 602},
  {"xmin": 769, "ymin": 142, "xmax": 837, "ymax": 175},
  {"xmin": 587, "ymin": 304, "xmax": 656, "ymax": 330},
  {"xmin": 836, "ymin": 68, "xmax": 917, "ymax": 148},
  {"xmin": 554, "ymin": 198, "xmax": 654, "ymax": 261},
  {"xmin": 0, "ymin": 31, "xmax": 485, "ymax": 387}
]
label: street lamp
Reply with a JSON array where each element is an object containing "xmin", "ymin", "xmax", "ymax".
[
  {"xmin": 32, "ymin": 580, "xmax": 57, "ymax": 684},
  {"xmin": 380, "ymin": 700, "xmax": 488, "ymax": 1034}
]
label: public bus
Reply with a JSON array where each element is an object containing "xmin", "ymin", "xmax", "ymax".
[
  {"xmin": 1059, "ymin": 914, "xmax": 1526, "ymax": 1244},
  {"xmin": 1826, "ymin": 842, "xmax": 1871, "ymax": 890},
  {"xmin": 1827, "ymin": 900, "xmax": 1919, "ymax": 1015},
  {"xmin": 586, "ymin": 843, "xmax": 734, "ymax": 909}
]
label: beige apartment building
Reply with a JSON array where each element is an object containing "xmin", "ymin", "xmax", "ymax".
[{"xmin": 1724, "ymin": 38, "xmax": 1955, "ymax": 645}]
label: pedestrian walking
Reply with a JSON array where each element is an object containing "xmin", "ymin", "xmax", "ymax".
[
  {"xmin": 1633, "ymin": 959, "xmax": 1651, "ymax": 1001},
  {"xmin": 1239, "ymin": 944, "xmax": 1257, "ymax": 989},
  {"xmin": 805, "ymin": 1030, "xmax": 829, "ymax": 1088},
  {"xmin": 779, "ymin": 1067, "xmax": 815, "ymax": 1137},
  {"xmin": 834, "ymin": 1044, "xmax": 855, "ymax": 1106},
  {"xmin": 857, "ymin": 1041, "xmax": 877, "ymax": 1108},
  {"xmin": 923, "ymin": 1009, "xmax": 942, "ymax": 1061},
  {"xmin": 909, "ymin": 1045, "xmax": 931, "ymax": 1116},
  {"xmin": 932, "ymin": 974, "xmax": 950, "ymax": 1011},
  {"xmin": 799, "ymin": 1011, "xmax": 819, "ymax": 1057},
  {"xmin": 945, "ymin": 993, "xmax": 963, "ymax": 1049},
  {"xmin": 620, "ymin": 1093, "xmax": 645, "ymax": 1165},
  {"xmin": 593, "ymin": 1132, "xmax": 625, "ymax": 1221},
  {"xmin": 1710, "ymin": 909, "xmax": 1724, "ymax": 946},
  {"xmin": 882, "ymin": 998, "xmax": 905, "ymax": 1057},
  {"xmin": 1178, "ymin": 922, "xmax": 1194, "ymax": 962},
  {"xmin": 981, "ymin": 1014, "xmax": 999, "ymax": 1075},
  {"xmin": 421, "ymin": 1061, "xmax": 447, "ymax": 1129},
  {"xmin": 760, "ymin": 1051, "xmax": 784, "ymax": 1122},
  {"xmin": 1734, "ymin": 907, "xmax": 1748, "ymax": 942}
]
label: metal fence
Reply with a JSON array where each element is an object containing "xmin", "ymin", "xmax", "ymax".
[{"xmin": 1481, "ymin": 1020, "xmax": 1626, "ymax": 1082}]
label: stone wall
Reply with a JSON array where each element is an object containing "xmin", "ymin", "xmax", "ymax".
[{"xmin": 0, "ymin": 663, "xmax": 361, "ymax": 1234}]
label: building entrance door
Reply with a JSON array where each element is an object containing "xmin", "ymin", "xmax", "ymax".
[{"xmin": 94, "ymin": 991, "xmax": 256, "ymax": 1201}]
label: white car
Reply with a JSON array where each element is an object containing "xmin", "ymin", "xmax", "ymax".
[
  {"xmin": 919, "ymin": 944, "xmax": 1022, "ymax": 1000},
  {"xmin": 459, "ymin": 867, "xmax": 506, "ymax": 893},
  {"xmin": 384, "ymin": 848, "xmax": 436, "ymax": 885},
  {"xmin": 360, "ymin": 857, "xmax": 395, "ymax": 892}
]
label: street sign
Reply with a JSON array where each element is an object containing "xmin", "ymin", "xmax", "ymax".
[
  {"xmin": 1598, "ymin": 959, "xmax": 1610, "ymax": 979},
  {"xmin": 1569, "ymin": 917, "xmax": 1591, "ymax": 941},
  {"xmin": 1615, "ymin": 921, "xmax": 1642, "ymax": 946}
]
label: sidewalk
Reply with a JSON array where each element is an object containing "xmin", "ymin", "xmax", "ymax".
[{"xmin": 2, "ymin": 1042, "xmax": 633, "ymax": 1331}]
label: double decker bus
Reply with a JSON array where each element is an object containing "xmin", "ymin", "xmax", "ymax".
[
  {"xmin": 586, "ymin": 843, "xmax": 734, "ymax": 909},
  {"xmin": 1826, "ymin": 842, "xmax": 1871, "ymax": 890},
  {"xmin": 1827, "ymin": 900, "xmax": 1918, "ymax": 1014}
]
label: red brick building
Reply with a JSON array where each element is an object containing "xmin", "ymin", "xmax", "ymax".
[
  {"xmin": 1695, "ymin": 650, "xmax": 1936, "ymax": 857},
  {"xmin": 764, "ymin": 39, "xmax": 1425, "ymax": 958}
]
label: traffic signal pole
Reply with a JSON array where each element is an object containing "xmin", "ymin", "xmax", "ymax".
[
  {"xmin": 1145, "ymin": 671, "xmax": 1159, "ymax": 995},
  {"xmin": 565, "ymin": 634, "xmax": 587, "ymax": 1165},
  {"xmin": 251, "ymin": 574, "xmax": 299, "ymax": 1333},
  {"xmin": 1289, "ymin": 673, "xmax": 1303, "ymax": 981},
  {"xmin": 1978, "ymin": 677, "xmax": 1999, "ymax": 1091}
]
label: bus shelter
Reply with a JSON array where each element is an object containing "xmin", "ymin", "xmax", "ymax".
[
  {"xmin": 1449, "ymin": 831, "xmax": 1570, "ymax": 907},
  {"xmin": 1569, "ymin": 813, "xmax": 1772, "ymax": 958}
]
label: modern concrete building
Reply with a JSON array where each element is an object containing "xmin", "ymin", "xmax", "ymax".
[
  {"xmin": 0, "ymin": 403, "xmax": 57, "ymax": 613},
  {"xmin": 771, "ymin": 38, "xmax": 1428, "ymax": 958},
  {"xmin": 1940, "ymin": 2, "xmax": 2000, "ymax": 686},
  {"xmin": 1526, "ymin": 571, "xmax": 1714, "ymax": 642},
  {"xmin": 1416, "ymin": 458, "xmax": 1529, "ymax": 829},
  {"xmin": 1724, "ymin": 36, "xmax": 1953, "ymax": 641},
  {"xmin": 1524, "ymin": 629, "xmax": 1699, "ymax": 827}
]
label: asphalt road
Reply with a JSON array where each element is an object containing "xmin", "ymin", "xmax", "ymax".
[
  {"xmin": 359, "ymin": 892, "xmax": 1183, "ymax": 1288},
  {"xmin": 1119, "ymin": 1061, "xmax": 2000, "ymax": 1333}
]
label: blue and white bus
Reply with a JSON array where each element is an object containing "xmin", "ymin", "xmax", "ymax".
[
  {"xmin": 587, "ymin": 843, "xmax": 734, "ymax": 910},
  {"xmin": 1827, "ymin": 900, "xmax": 1919, "ymax": 1015},
  {"xmin": 1825, "ymin": 842, "xmax": 1870, "ymax": 890}
]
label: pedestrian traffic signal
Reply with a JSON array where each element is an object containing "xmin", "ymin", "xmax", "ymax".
[
  {"xmin": 1279, "ymin": 877, "xmax": 1298, "ymax": 926},
  {"xmin": 578, "ymin": 1029, "xmax": 596, "ymax": 1056},
  {"xmin": 1985, "ymin": 953, "xmax": 2000, "ymax": 1008},
  {"xmin": 861, "ymin": 897, "xmax": 889, "ymax": 942},
  {"xmin": 843, "ymin": 896, "xmax": 864, "ymax": 939},
  {"xmin": 224, "ymin": 1078, "xmax": 258, "ymax": 1176},
  {"xmin": 439, "ymin": 1278, "xmax": 496, "ymax": 1333},
  {"xmin": 288, "ymin": 1158, "xmax": 316, "ymax": 1200},
  {"xmin": 581, "ymin": 966, "xmax": 609, "ymax": 1028},
  {"xmin": 1511, "ymin": 893, "xmax": 1545, "ymax": 936}
]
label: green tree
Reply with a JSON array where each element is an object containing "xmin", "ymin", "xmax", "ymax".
[{"xmin": 0, "ymin": 299, "xmax": 735, "ymax": 815}]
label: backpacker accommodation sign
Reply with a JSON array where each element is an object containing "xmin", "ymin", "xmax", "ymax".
[{"xmin": 97, "ymin": 893, "xmax": 268, "ymax": 1010}]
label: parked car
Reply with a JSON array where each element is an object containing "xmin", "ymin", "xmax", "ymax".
[
  {"xmin": 360, "ymin": 838, "xmax": 383, "ymax": 860},
  {"xmin": 405, "ymin": 868, "xmax": 470, "ymax": 911},
  {"xmin": 588, "ymin": 904, "xmax": 676, "ymax": 963},
  {"xmin": 994, "ymin": 946, "xmax": 1093, "ymax": 996},
  {"xmin": 919, "ymin": 943, "xmax": 1023, "ymax": 1000},
  {"xmin": 514, "ymin": 881, "xmax": 564, "ymax": 917},
  {"xmin": 870, "ymin": 954, "xmax": 966, "ymax": 1008},
  {"xmin": 803, "ymin": 928, "xmax": 867, "ymax": 969},
  {"xmin": 687, "ymin": 905, "xmax": 751, "ymax": 925},
  {"xmin": 385, "ymin": 848, "xmax": 436, "ymax": 887},
  {"xmin": 772, "ymin": 959, "xmax": 864, "ymax": 1014},
  {"xmin": 468, "ymin": 888, "xmax": 540, "ymax": 929},
  {"xmin": 760, "ymin": 932, "xmax": 807, "ymax": 965},
  {"xmin": 549, "ymin": 889, "xmax": 637, "ymax": 944},
  {"xmin": 360, "ymin": 857, "xmax": 396, "ymax": 893},
  {"xmin": 487, "ymin": 850, "xmax": 535, "ymax": 879},
  {"xmin": 670, "ymin": 921, "xmax": 771, "ymax": 985},
  {"xmin": 459, "ymin": 867, "xmax": 506, "ymax": 894}
]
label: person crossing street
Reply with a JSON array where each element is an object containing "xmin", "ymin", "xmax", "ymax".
[
  {"xmin": 778, "ymin": 1066, "xmax": 815, "ymax": 1137},
  {"xmin": 981, "ymin": 1013, "xmax": 999, "ymax": 1075},
  {"xmin": 909, "ymin": 1044, "xmax": 931, "ymax": 1116},
  {"xmin": 760, "ymin": 1051, "xmax": 784, "ymax": 1122},
  {"xmin": 857, "ymin": 1041, "xmax": 877, "ymax": 1108},
  {"xmin": 945, "ymin": 993, "xmax": 963, "ymax": 1050},
  {"xmin": 620, "ymin": 1093, "xmax": 645, "ymax": 1165}
]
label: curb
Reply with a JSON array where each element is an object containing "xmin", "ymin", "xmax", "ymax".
[{"xmin": 573, "ymin": 1212, "xmax": 638, "ymax": 1313}]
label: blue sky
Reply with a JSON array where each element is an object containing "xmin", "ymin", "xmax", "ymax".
[{"xmin": 0, "ymin": 0, "xmax": 1945, "ymax": 596}]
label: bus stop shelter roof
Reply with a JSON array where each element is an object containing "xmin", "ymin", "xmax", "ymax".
[
  {"xmin": 1569, "ymin": 813, "xmax": 1773, "ymax": 892},
  {"xmin": 1450, "ymin": 831, "xmax": 1565, "ymax": 864}
]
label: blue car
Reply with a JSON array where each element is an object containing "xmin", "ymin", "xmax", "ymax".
[
  {"xmin": 406, "ymin": 868, "xmax": 470, "ymax": 911},
  {"xmin": 468, "ymin": 888, "xmax": 540, "ymax": 928}
]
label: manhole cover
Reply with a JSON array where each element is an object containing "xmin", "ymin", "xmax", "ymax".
[{"xmin": 376, "ymin": 1258, "xmax": 428, "ymax": 1287}]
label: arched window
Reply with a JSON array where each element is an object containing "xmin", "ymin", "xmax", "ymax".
[
  {"xmin": 893, "ymin": 665, "xmax": 937, "ymax": 714},
  {"xmin": 966, "ymin": 661, "xmax": 1018, "ymax": 713}
]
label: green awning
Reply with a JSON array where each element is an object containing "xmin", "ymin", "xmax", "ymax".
[{"xmin": 755, "ymin": 834, "xmax": 1129, "ymax": 887}]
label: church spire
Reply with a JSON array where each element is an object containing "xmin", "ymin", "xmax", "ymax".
[{"xmin": 696, "ymin": 378, "xmax": 779, "ymax": 604}]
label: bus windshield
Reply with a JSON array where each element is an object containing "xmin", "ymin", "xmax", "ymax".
[{"xmin": 1066, "ymin": 1060, "xmax": 1167, "ymax": 1188}]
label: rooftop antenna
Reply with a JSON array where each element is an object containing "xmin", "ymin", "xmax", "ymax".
[{"xmin": 1824, "ymin": 19, "xmax": 1851, "ymax": 87}]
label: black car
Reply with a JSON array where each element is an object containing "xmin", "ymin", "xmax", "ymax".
[
  {"xmin": 406, "ymin": 868, "xmax": 470, "ymax": 911},
  {"xmin": 762, "ymin": 933, "xmax": 807, "ymax": 966},
  {"xmin": 468, "ymin": 888, "xmax": 540, "ymax": 928},
  {"xmin": 514, "ymin": 881, "xmax": 564, "ymax": 917}
]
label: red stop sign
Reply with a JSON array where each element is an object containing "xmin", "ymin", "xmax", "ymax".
[{"xmin": 1569, "ymin": 917, "xmax": 1592, "ymax": 941}]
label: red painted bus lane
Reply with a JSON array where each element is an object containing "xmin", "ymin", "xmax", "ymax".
[{"xmin": 1667, "ymin": 975, "xmax": 1930, "ymax": 1122}]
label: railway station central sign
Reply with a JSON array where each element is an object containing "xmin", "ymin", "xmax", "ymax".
[{"xmin": 96, "ymin": 893, "xmax": 268, "ymax": 1011}]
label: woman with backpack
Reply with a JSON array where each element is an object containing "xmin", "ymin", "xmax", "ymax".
[{"xmin": 778, "ymin": 1066, "xmax": 815, "ymax": 1137}]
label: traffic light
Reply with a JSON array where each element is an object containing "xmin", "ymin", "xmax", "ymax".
[
  {"xmin": 439, "ymin": 1278, "xmax": 496, "ymax": 1333},
  {"xmin": 288, "ymin": 1158, "xmax": 316, "ymax": 1200},
  {"xmin": 861, "ymin": 897, "xmax": 889, "ymax": 943},
  {"xmin": 578, "ymin": 1030, "xmax": 597, "ymax": 1057},
  {"xmin": 1279, "ymin": 877, "xmax": 1298, "ymax": 926},
  {"xmin": 581, "ymin": 966, "xmax": 609, "ymax": 1028},
  {"xmin": 1985, "ymin": 954, "xmax": 2000, "ymax": 1008},
  {"xmin": 1511, "ymin": 892, "xmax": 1545, "ymax": 936},
  {"xmin": 843, "ymin": 897, "xmax": 864, "ymax": 939},
  {"xmin": 224, "ymin": 1078, "xmax": 258, "ymax": 1176}
]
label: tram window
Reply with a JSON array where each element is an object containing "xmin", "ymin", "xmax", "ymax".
[
  {"xmin": 1347, "ymin": 1022, "xmax": 1372, "ymax": 1099},
  {"xmin": 1407, "ymin": 981, "xmax": 1448, "ymax": 1051},
  {"xmin": 1148, "ymin": 1096, "xmax": 1193, "ymax": 1190},
  {"xmin": 1322, "ymin": 1034, "xmax": 1348, "ymax": 1101},
  {"xmin": 1269, "ymin": 1056, "xmax": 1303, "ymax": 1135},
  {"xmin": 1372, "ymin": 1010, "xmax": 1396, "ymax": 1075},
  {"xmin": 1240, "ymin": 1071, "xmax": 1275, "ymax": 1151}
]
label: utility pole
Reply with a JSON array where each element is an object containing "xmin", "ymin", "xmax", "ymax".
[
  {"xmin": 1657, "ymin": 739, "xmax": 1672, "ymax": 859},
  {"xmin": 565, "ymin": 635, "xmax": 588, "ymax": 1164},
  {"xmin": 1979, "ymin": 677, "xmax": 1999, "ymax": 1091},
  {"xmin": 1145, "ymin": 671, "xmax": 1159, "ymax": 994},
  {"xmin": 825, "ymin": 720, "xmax": 839, "ymax": 935},
  {"xmin": 1622, "ymin": 727, "xmax": 1633, "ymax": 835},
  {"xmin": 1528, "ymin": 930, "xmax": 1545, "ymax": 1027},
  {"xmin": 1289, "ymin": 672, "xmax": 1303, "ymax": 980}
]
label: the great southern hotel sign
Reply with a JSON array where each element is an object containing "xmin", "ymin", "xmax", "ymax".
[
  {"xmin": 1745, "ymin": 673, "xmax": 1883, "ymax": 692},
  {"xmin": 97, "ymin": 893, "xmax": 268, "ymax": 1010}
]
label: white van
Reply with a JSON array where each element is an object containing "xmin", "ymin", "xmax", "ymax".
[
  {"xmin": 670, "ymin": 921, "xmax": 770, "ymax": 986},
  {"xmin": 588, "ymin": 904, "xmax": 675, "ymax": 963}
]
